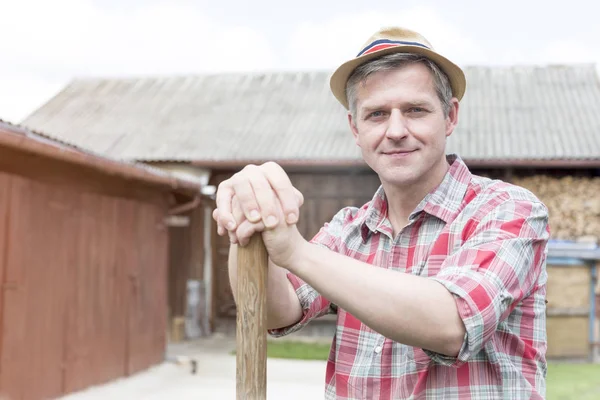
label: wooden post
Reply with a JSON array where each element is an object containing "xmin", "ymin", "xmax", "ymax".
[{"xmin": 236, "ymin": 234, "xmax": 268, "ymax": 399}]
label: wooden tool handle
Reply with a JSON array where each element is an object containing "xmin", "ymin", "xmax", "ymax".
[{"xmin": 236, "ymin": 234, "xmax": 269, "ymax": 400}]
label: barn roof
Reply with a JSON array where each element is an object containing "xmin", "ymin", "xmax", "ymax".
[
  {"xmin": 0, "ymin": 119, "xmax": 203, "ymax": 195},
  {"xmin": 20, "ymin": 64, "xmax": 600, "ymax": 166}
]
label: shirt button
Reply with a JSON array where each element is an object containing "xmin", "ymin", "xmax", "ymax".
[{"xmin": 374, "ymin": 346, "xmax": 382, "ymax": 354}]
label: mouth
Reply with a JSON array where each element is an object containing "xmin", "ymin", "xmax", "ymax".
[{"xmin": 382, "ymin": 149, "xmax": 417, "ymax": 157}]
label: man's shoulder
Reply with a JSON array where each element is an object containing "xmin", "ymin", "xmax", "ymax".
[
  {"xmin": 446, "ymin": 174, "xmax": 550, "ymax": 245},
  {"xmin": 467, "ymin": 174, "xmax": 547, "ymax": 210}
]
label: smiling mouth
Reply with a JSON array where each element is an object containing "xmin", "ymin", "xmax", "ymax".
[{"xmin": 383, "ymin": 149, "xmax": 417, "ymax": 155}]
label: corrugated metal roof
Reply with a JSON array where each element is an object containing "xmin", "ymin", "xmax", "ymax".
[
  {"xmin": 20, "ymin": 64, "xmax": 600, "ymax": 163},
  {"xmin": 0, "ymin": 119, "xmax": 203, "ymax": 194}
]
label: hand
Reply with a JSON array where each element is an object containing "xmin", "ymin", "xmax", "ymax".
[
  {"xmin": 213, "ymin": 162, "xmax": 304, "ymax": 235},
  {"xmin": 223, "ymin": 194, "xmax": 275, "ymax": 246},
  {"xmin": 212, "ymin": 162, "xmax": 305, "ymax": 265},
  {"xmin": 228, "ymin": 193, "xmax": 306, "ymax": 267}
]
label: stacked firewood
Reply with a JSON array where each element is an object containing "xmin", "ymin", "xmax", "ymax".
[{"xmin": 512, "ymin": 175, "xmax": 600, "ymax": 241}]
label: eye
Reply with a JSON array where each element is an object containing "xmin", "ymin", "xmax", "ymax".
[
  {"xmin": 409, "ymin": 107, "xmax": 426, "ymax": 113},
  {"xmin": 368, "ymin": 110, "xmax": 385, "ymax": 118}
]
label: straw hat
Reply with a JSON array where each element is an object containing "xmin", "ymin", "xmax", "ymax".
[{"xmin": 329, "ymin": 26, "xmax": 466, "ymax": 110}]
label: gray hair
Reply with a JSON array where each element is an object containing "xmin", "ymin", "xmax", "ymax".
[{"xmin": 345, "ymin": 53, "xmax": 453, "ymax": 118}]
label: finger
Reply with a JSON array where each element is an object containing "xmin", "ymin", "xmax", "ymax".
[
  {"xmin": 215, "ymin": 181, "xmax": 236, "ymax": 231},
  {"xmin": 262, "ymin": 162, "xmax": 301, "ymax": 224},
  {"xmin": 231, "ymin": 196, "xmax": 246, "ymax": 227},
  {"xmin": 293, "ymin": 187, "xmax": 305, "ymax": 208},
  {"xmin": 212, "ymin": 208, "xmax": 225, "ymax": 236},
  {"xmin": 231, "ymin": 196, "xmax": 248, "ymax": 241},
  {"xmin": 231, "ymin": 167, "xmax": 263, "ymax": 224},
  {"xmin": 236, "ymin": 219, "xmax": 265, "ymax": 247},
  {"xmin": 244, "ymin": 168, "xmax": 281, "ymax": 228},
  {"xmin": 225, "ymin": 201, "xmax": 240, "ymax": 244}
]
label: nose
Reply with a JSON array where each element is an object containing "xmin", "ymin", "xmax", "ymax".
[{"xmin": 385, "ymin": 109, "xmax": 408, "ymax": 140}]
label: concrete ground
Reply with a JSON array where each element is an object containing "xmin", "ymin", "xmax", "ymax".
[{"xmin": 58, "ymin": 334, "xmax": 329, "ymax": 399}]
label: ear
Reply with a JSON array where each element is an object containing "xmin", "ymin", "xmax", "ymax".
[
  {"xmin": 445, "ymin": 98, "xmax": 460, "ymax": 138},
  {"xmin": 348, "ymin": 112, "xmax": 360, "ymax": 146}
]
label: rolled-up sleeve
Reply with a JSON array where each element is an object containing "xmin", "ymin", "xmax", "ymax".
[
  {"xmin": 268, "ymin": 208, "xmax": 350, "ymax": 337},
  {"xmin": 425, "ymin": 198, "xmax": 550, "ymax": 366}
]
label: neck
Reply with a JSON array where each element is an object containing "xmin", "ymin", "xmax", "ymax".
[{"xmin": 383, "ymin": 157, "xmax": 450, "ymax": 236}]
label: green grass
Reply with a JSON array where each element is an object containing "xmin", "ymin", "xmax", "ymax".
[
  {"xmin": 265, "ymin": 340, "xmax": 331, "ymax": 360},
  {"xmin": 234, "ymin": 341, "xmax": 600, "ymax": 399},
  {"xmin": 231, "ymin": 340, "xmax": 331, "ymax": 361},
  {"xmin": 547, "ymin": 363, "xmax": 600, "ymax": 400}
]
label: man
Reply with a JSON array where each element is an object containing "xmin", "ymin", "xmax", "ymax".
[{"xmin": 213, "ymin": 26, "xmax": 550, "ymax": 399}]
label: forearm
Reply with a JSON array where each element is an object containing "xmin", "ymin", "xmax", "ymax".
[
  {"xmin": 228, "ymin": 244, "xmax": 303, "ymax": 330},
  {"xmin": 285, "ymin": 241, "xmax": 465, "ymax": 356}
]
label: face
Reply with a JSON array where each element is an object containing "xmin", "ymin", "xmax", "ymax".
[{"xmin": 348, "ymin": 63, "xmax": 459, "ymax": 191}]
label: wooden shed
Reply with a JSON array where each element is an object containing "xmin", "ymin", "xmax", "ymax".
[{"xmin": 0, "ymin": 121, "xmax": 203, "ymax": 400}]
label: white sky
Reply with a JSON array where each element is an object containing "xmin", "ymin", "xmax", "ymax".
[{"xmin": 1, "ymin": 0, "xmax": 599, "ymax": 123}]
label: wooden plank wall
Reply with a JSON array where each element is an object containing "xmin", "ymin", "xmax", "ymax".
[{"xmin": 0, "ymin": 171, "xmax": 169, "ymax": 400}]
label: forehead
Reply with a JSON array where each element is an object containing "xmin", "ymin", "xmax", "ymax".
[{"xmin": 355, "ymin": 63, "xmax": 439, "ymax": 109}]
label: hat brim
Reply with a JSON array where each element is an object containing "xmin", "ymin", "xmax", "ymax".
[{"xmin": 329, "ymin": 45, "xmax": 466, "ymax": 110}]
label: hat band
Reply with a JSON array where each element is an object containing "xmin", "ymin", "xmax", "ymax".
[{"xmin": 356, "ymin": 39, "xmax": 430, "ymax": 57}]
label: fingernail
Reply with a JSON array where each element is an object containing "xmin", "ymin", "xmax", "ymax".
[
  {"xmin": 286, "ymin": 213, "xmax": 297, "ymax": 224},
  {"xmin": 266, "ymin": 216, "xmax": 278, "ymax": 227},
  {"xmin": 227, "ymin": 221, "xmax": 236, "ymax": 230},
  {"xmin": 249, "ymin": 210, "xmax": 260, "ymax": 221}
]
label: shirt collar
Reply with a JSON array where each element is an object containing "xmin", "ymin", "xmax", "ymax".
[{"xmin": 360, "ymin": 154, "xmax": 472, "ymax": 241}]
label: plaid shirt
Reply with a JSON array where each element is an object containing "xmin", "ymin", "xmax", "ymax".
[{"xmin": 269, "ymin": 155, "xmax": 550, "ymax": 399}]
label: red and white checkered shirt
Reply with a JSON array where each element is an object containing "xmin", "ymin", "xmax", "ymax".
[{"xmin": 269, "ymin": 155, "xmax": 550, "ymax": 399}]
